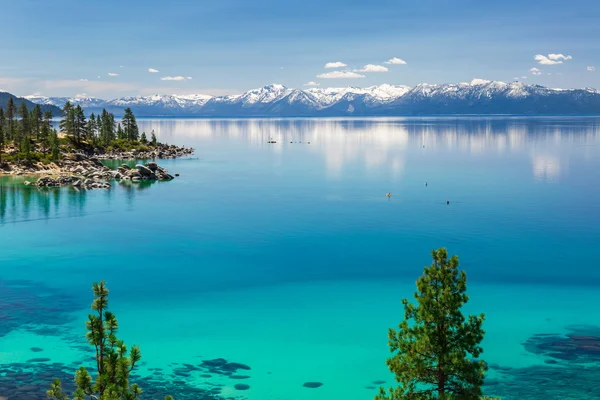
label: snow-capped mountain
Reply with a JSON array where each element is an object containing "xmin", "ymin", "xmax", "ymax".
[
  {"xmin": 24, "ymin": 81, "xmax": 600, "ymax": 116},
  {"xmin": 24, "ymin": 94, "xmax": 106, "ymax": 109}
]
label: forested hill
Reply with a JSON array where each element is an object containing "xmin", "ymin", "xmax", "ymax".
[{"xmin": 0, "ymin": 92, "xmax": 61, "ymax": 116}]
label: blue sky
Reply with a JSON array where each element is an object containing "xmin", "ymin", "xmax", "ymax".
[{"xmin": 1, "ymin": 0, "xmax": 599, "ymax": 98}]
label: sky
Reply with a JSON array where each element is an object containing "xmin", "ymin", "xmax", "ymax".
[{"xmin": 1, "ymin": 0, "xmax": 599, "ymax": 98}]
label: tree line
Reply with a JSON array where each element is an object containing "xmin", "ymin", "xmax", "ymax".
[
  {"xmin": 0, "ymin": 97, "xmax": 59, "ymax": 162},
  {"xmin": 0, "ymin": 97, "xmax": 156, "ymax": 163},
  {"xmin": 59, "ymin": 102, "xmax": 155, "ymax": 147}
]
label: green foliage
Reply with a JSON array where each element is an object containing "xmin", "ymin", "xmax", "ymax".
[
  {"xmin": 150, "ymin": 130, "xmax": 157, "ymax": 146},
  {"xmin": 121, "ymin": 108, "xmax": 139, "ymax": 142},
  {"xmin": 140, "ymin": 132, "xmax": 147, "ymax": 145},
  {"xmin": 47, "ymin": 281, "xmax": 172, "ymax": 400},
  {"xmin": 376, "ymin": 248, "xmax": 487, "ymax": 400},
  {"xmin": 59, "ymin": 102, "xmax": 74, "ymax": 136},
  {"xmin": 0, "ymin": 107, "xmax": 4, "ymax": 163},
  {"xmin": 50, "ymin": 130, "xmax": 61, "ymax": 162},
  {"xmin": 19, "ymin": 136, "xmax": 32, "ymax": 161}
]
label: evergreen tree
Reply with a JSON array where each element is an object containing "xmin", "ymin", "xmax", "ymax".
[
  {"xmin": 117, "ymin": 123, "xmax": 124, "ymax": 140},
  {"xmin": 87, "ymin": 113, "xmax": 97, "ymax": 144},
  {"xmin": 50, "ymin": 130, "xmax": 60, "ymax": 162},
  {"xmin": 17, "ymin": 101, "xmax": 30, "ymax": 149},
  {"xmin": 74, "ymin": 105, "xmax": 86, "ymax": 142},
  {"xmin": 6, "ymin": 97, "xmax": 16, "ymax": 141},
  {"xmin": 0, "ymin": 107, "xmax": 4, "ymax": 163},
  {"xmin": 121, "ymin": 108, "xmax": 139, "ymax": 141},
  {"xmin": 150, "ymin": 130, "xmax": 157, "ymax": 146},
  {"xmin": 376, "ymin": 248, "xmax": 487, "ymax": 400},
  {"xmin": 99, "ymin": 109, "xmax": 116, "ymax": 146},
  {"xmin": 20, "ymin": 135, "xmax": 32, "ymax": 161},
  {"xmin": 140, "ymin": 132, "xmax": 147, "ymax": 144},
  {"xmin": 41, "ymin": 111, "xmax": 53, "ymax": 153},
  {"xmin": 32, "ymin": 104, "xmax": 43, "ymax": 140},
  {"xmin": 59, "ymin": 101, "xmax": 74, "ymax": 137},
  {"xmin": 46, "ymin": 281, "xmax": 173, "ymax": 400}
]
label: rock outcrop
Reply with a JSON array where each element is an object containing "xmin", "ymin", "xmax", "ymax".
[
  {"xmin": 23, "ymin": 157, "xmax": 176, "ymax": 190},
  {"xmin": 94, "ymin": 143, "xmax": 193, "ymax": 160}
]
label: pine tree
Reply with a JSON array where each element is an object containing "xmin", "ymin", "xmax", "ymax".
[
  {"xmin": 17, "ymin": 101, "xmax": 30, "ymax": 149},
  {"xmin": 6, "ymin": 97, "xmax": 16, "ymax": 141},
  {"xmin": 20, "ymin": 135, "xmax": 32, "ymax": 161},
  {"xmin": 32, "ymin": 104, "xmax": 43, "ymax": 140},
  {"xmin": 150, "ymin": 130, "xmax": 157, "ymax": 146},
  {"xmin": 59, "ymin": 102, "xmax": 74, "ymax": 137},
  {"xmin": 40, "ymin": 111, "xmax": 53, "ymax": 153},
  {"xmin": 140, "ymin": 132, "xmax": 147, "ymax": 144},
  {"xmin": 46, "ymin": 282, "xmax": 173, "ymax": 400},
  {"xmin": 0, "ymin": 107, "xmax": 5, "ymax": 163},
  {"xmin": 74, "ymin": 105, "xmax": 86, "ymax": 142},
  {"xmin": 50, "ymin": 130, "xmax": 60, "ymax": 162},
  {"xmin": 87, "ymin": 113, "xmax": 97, "ymax": 144},
  {"xmin": 376, "ymin": 248, "xmax": 487, "ymax": 400},
  {"xmin": 117, "ymin": 123, "xmax": 124, "ymax": 140},
  {"xmin": 121, "ymin": 108, "xmax": 139, "ymax": 142}
]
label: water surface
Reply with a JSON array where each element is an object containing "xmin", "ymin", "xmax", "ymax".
[{"xmin": 1, "ymin": 117, "xmax": 600, "ymax": 400}]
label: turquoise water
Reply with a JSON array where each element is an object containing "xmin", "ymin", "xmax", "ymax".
[{"xmin": 1, "ymin": 117, "xmax": 600, "ymax": 399}]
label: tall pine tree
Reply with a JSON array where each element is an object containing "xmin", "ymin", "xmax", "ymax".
[
  {"xmin": 59, "ymin": 101, "xmax": 74, "ymax": 137},
  {"xmin": 376, "ymin": 248, "xmax": 487, "ymax": 400},
  {"xmin": 122, "ymin": 108, "xmax": 139, "ymax": 141},
  {"xmin": 46, "ymin": 282, "xmax": 173, "ymax": 400},
  {"xmin": 32, "ymin": 104, "xmax": 43, "ymax": 140},
  {"xmin": 74, "ymin": 105, "xmax": 86, "ymax": 142},
  {"xmin": 40, "ymin": 111, "xmax": 53, "ymax": 154},
  {"xmin": 0, "ymin": 107, "xmax": 4, "ymax": 163},
  {"xmin": 17, "ymin": 102, "xmax": 30, "ymax": 150},
  {"xmin": 6, "ymin": 97, "xmax": 16, "ymax": 141}
]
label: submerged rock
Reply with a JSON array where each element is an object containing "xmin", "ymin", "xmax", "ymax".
[{"xmin": 303, "ymin": 382, "xmax": 323, "ymax": 388}]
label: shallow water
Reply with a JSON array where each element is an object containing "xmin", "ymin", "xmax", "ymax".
[{"xmin": 1, "ymin": 117, "xmax": 600, "ymax": 399}]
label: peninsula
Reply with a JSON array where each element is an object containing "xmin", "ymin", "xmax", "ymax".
[{"xmin": 0, "ymin": 98, "xmax": 193, "ymax": 189}]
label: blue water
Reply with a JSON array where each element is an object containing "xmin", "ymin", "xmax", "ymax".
[{"xmin": 1, "ymin": 117, "xmax": 600, "ymax": 399}]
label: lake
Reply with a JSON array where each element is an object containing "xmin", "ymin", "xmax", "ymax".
[{"xmin": 1, "ymin": 117, "xmax": 600, "ymax": 400}]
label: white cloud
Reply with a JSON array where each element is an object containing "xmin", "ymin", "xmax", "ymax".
[
  {"xmin": 316, "ymin": 71, "xmax": 366, "ymax": 79},
  {"xmin": 79, "ymin": 78, "xmax": 88, "ymax": 81},
  {"xmin": 355, "ymin": 64, "xmax": 388, "ymax": 72},
  {"xmin": 97, "ymin": 76, "xmax": 101, "ymax": 79},
  {"xmin": 186, "ymin": 76, "xmax": 193, "ymax": 80},
  {"xmin": 108, "ymin": 72, "xmax": 119, "ymax": 76},
  {"xmin": 535, "ymin": 53, "xmax": 572, "ymax": 65},
  {"xmin": 522, "ymin": 76, "xmax": 528, "ymax": 79},
  {"xmin": 385, "ymin": 57, "xmax": 407, "ymax": 65},
  {"xmin": 161, "ymin": 76, "xmax": 189, "ymax": 81},
  {"xmin": 530, "ymin": 67, "xmax": 542, "ymax": 75},
  {"xmin": 324, "ymin": 61, "xmax": 347, "ymax": 68},
  {"xmin": 148, "ymin": 68, "xmax": 159, "ymax": 73},
  {"xmin": 548, "ymin": 54, "xmax": 572, "ymax": 61},
  {"xmin": 303, "ymin": 81, "xmax": 320, "ymax": 86},
  {"xmin": 119, "ymin": 65, "xmax": 124, "ymax": 68},
  {"xmin": 588, "ymin": 66, "xmax": 595, "ymax": 72}
]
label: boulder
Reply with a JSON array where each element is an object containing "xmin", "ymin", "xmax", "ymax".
[{"xmin": 136, "ymin": 164, "xmax": 154, "ymax": 177}]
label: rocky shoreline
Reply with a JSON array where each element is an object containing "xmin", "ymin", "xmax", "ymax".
[{"xmin": 0, "ymin": 144, "xmax": 192, "ymax": 190}]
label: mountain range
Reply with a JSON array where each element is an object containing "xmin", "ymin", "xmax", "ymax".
[{"xmin": 22, "ymin": 80, "xmax": 600, "ymax": 116}]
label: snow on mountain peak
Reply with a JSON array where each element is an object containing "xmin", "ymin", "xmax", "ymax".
[{"xmin": 20, "ymin": 81, "xmax": 600, "ymax": 116}]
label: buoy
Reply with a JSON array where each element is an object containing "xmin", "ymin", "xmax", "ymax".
[
  {"xmin": 386, "ymin": 193, "xmax": 392, "ymax": 197},
  {"xmin": 446, "ymin": 200, "xmax": 450, "ymax": 205},
  {"xmin": 425, "ymin": 181, "xmax": 428, "ymax": 186}
]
